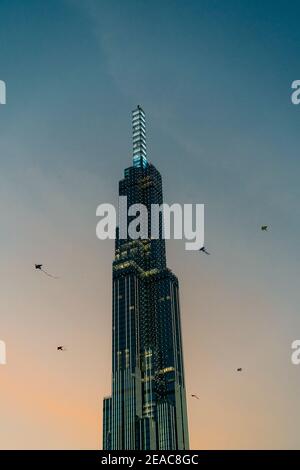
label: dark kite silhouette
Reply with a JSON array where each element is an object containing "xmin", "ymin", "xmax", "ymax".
[
  {"xmin": 199, "ymin": 246, "xmax": 210, "ymax": 255},
  {"xmin": 261, "ymin": 225, "xmax": 268, "ymax": 231},
  {"xmin": 35, "ymin": 264, "xmax": 59, "ymax": 279},
  {"xmin": 191, "ymin": 394, "xmax": 200, "ymax": 400},
  {"xmin": 57, "ymin": 346, "xmax": 66, "ymax": 351}
]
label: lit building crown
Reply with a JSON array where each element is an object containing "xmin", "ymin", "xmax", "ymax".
[{"xmin": 132, "ymin": 105, "xmax": 148, "ymax": 168}]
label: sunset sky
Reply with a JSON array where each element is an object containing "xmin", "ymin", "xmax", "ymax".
[{"xmin": 1, "ymin": 0, "xmax": 300, "ymax": 449}]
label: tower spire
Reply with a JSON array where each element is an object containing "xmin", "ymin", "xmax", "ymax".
[{"xmin": 132, "ymin": 105, "xmax": 148, "ymax": 168}]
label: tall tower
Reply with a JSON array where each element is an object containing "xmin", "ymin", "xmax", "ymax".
[{"xmin": 102, "ymin": 106, "xmax": 189, "ymax": 450}]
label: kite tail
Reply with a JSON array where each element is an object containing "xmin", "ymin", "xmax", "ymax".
[{"xmin": 41, "ymin": 269, "xmax": 59, "ymax": 279}]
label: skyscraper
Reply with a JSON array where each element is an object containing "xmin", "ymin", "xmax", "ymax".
[{"xmin": 102, "ymin": 106, "xmax": 189, "ymax": 450}]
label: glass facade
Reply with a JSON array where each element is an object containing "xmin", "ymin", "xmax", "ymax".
[{"xmin": 102, "ymin": 106, "xmax": 189, "ymax": 450}]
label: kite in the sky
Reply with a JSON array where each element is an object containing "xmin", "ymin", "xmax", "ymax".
[
  {"xmin": 199, "ymin": 246, "xmax": 210, "ymax": 255},
  {"xmin": 57, "ymin": 346, "xmax": 66, "ymax": 351},
  {"xmin": 35, "ymin": 264, "xmax": 59, "ymax": 279},
  {"xmin": 237, "ymin": 368, "xmax": 243, "ymax": 372},
  {"xmin": 261, "ymin": 225, "xmax": 268, "ymax": 231},
  {"xmin": 191, "ymin": 394, "xmax": 200, "ymax": 400}
]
